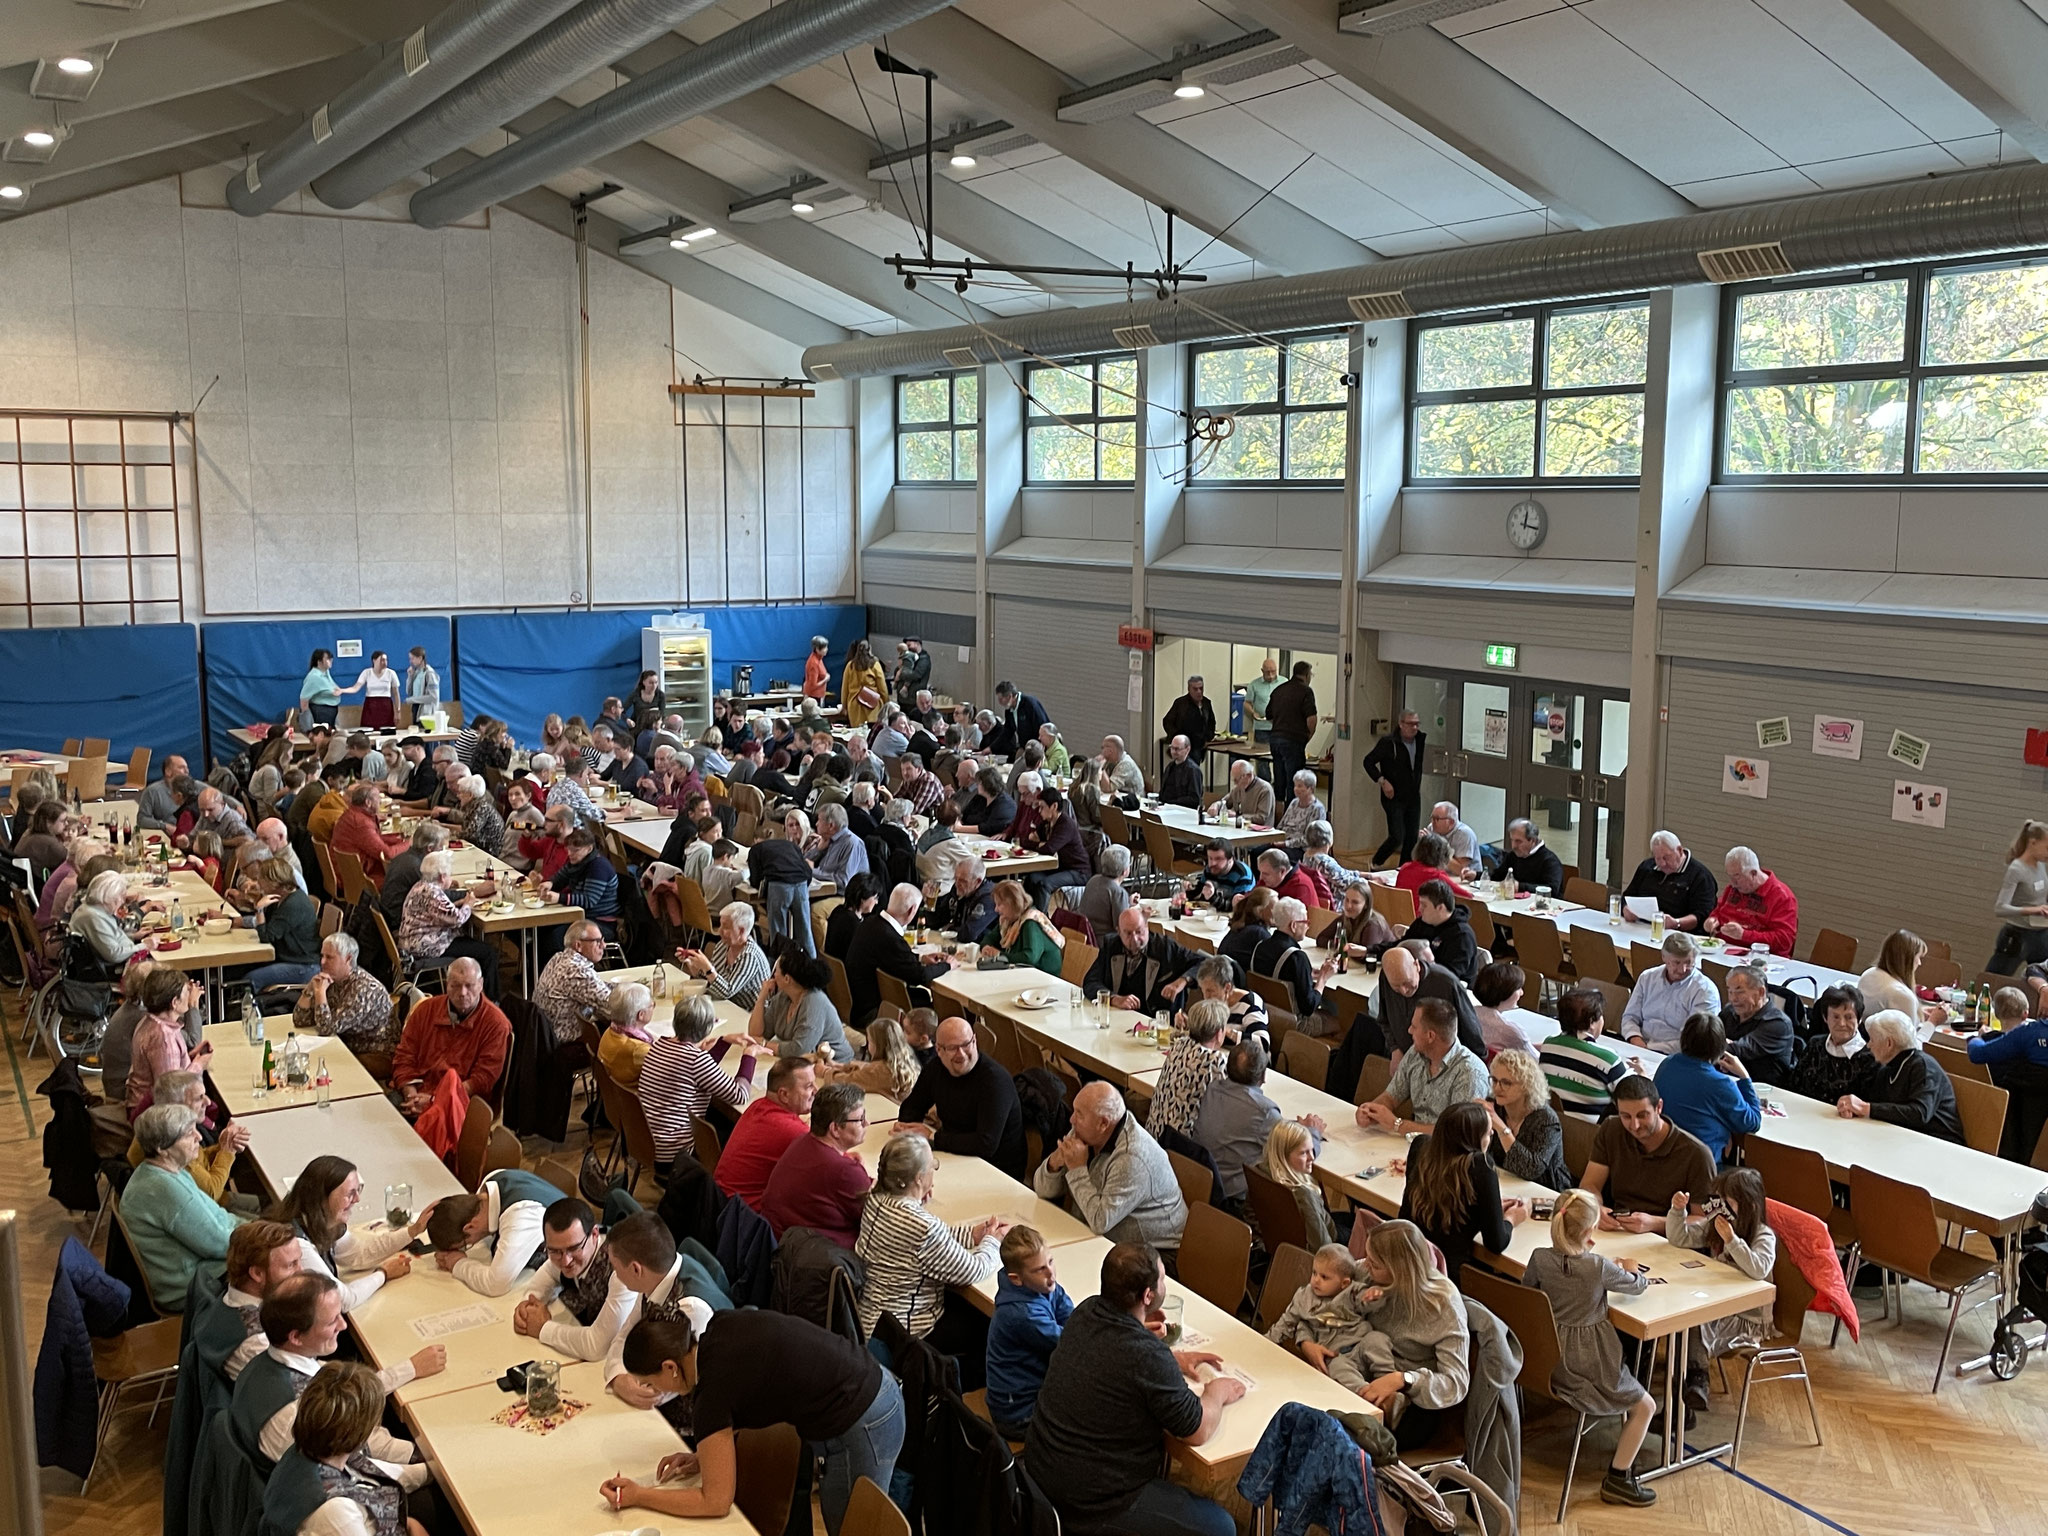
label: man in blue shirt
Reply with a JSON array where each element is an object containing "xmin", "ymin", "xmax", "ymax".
[
  {"xmin": 1181, "ymin": 840, "xmax": 1252, "ymax": 911},
  {"xmin": 1653, "ymin": 1013, "xmax": 1760, "ymax": 1166},
  {"xmin": 810, "ymin": 802, "xmax": 870, "ymax": 888},
  {"xmin": 1621, "ymin": 931, "xmax": 1720, "ymax": 1055},
  {"xmin": 985, "ymin": 1225, "xmax": 1074, "ymax": 1439}
]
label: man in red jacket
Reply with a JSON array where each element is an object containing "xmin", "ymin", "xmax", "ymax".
[
  {"xmin": 1705, "ymin": 845, "xmax": 1799, "ymax": 953},
  {"xmin": 758, "ymin": 1082, "xmax": 873, "ymax": 1249},
  {"xmin": 328, "ymin": 780, "xmax": 408, "ymax": 885},
  {"xmin": 1255, "ymin": 847, "xmax": 1323, "ymax": 913},
  {"xmin": 715, "ymin": 1057, "xmax": 817, "ymax": 1207},
  {"xmin": 392, "ymin": 959, "xmax": 512, "ymax": 1110}
]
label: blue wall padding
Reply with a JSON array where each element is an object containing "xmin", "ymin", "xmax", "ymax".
[
  {"xmin": 199, "ymin": 617, "xmax": 453, "ymax": 764},
  {"xmin": 0, "ymin": 623, "xmax": 203, "ymax": 776},
  {"xmin": 455, "ymin": 604, "xmax": 867, "ymax": 742}
]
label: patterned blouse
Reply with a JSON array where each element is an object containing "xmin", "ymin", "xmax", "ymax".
[
  {"xmin": 1146, "ymin": 1035, "xmax": 1227, "ymax": 1139},
  {"xmin": 700, "ymin": 938, "xmax": 771, "ymax": 1009},
  {"xmin": 460, "ymin": 796, "xmax": 505, "ymax": 854},
  {"xmin": 533, "ymin": 949, "xmax": 611, "ymax": 1046},
  {"xmin": 1279, "ymin": 795, "xmax": 1328, "ymax": 848},
  {"xmin": 293, "ymin": 968, "xmax": 399, "ymax": 1054},
  {"xmin": 397, "ymin": 879, "xmax": 471, "ymax": 958}
]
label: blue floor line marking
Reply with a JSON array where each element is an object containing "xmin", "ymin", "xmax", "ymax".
[{"xmin": 1683, "ymin": 1442, "xmax": 1863, "ymax": 1536}]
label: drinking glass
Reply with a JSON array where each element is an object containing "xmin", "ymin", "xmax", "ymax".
[
  {"xmin": 250, "ymin": 1069, "xmax": 268, "ymax": 1101},
  {"xmin": 1157, "ymin": 1293, "xmax": 1185, "ymax": 1347},
  {"xmin": 525, "ymin": 1358, "xmax": 562, "ymax": 1416},
  {"xmin": 384, "ymin": 1183, "xmax": 412, "ymax": 1229}
]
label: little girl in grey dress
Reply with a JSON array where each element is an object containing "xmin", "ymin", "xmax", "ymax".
[
  {"xmin": 1665, "ymin": 1168, "xmax": 1777, "ymax": 1356},
  {"xmin": 1521, "ymin": 1190, "xmax": 1658, "ymax": 1508}
]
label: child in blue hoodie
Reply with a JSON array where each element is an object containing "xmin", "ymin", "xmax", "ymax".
[{"xmin": 984, "ymin": 1225, "xmax": 1074, "ymax": 1438}]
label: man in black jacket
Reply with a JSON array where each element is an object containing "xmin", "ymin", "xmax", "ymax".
[
  {"xmin": 928, "ymin": 856, "xmax": 998, "ymax": 945},
  {"xmin": 1621, "ymin": 830, "xmax": 1719, "ymax": 931},
  {"xmin": 1720, "ymin": 962, "xmax": 1795, "ymax": 1085},
  {"xmin": 985, "ymin": 681, "xmax": 1050, "ymax": 761},
  {"xmin": 1157, "ymin": 735, "xmax": 1203, "ymax": 809},
  {"xmin": 1326, "ymin": 943, "xmax": 1486, "ymax": 1098},
  {"xmin": 844, "ymin": 883, "xmax": 953, "ymax": 1024},
  {"xmin": 1491, "ymin": 817, "xmax": 1566, "ymax": 894},
  {"xmin": 1160, "ymin": 677, "xmax": 1217, "ymax": 763},
  {"xmin": 1360, "ymin": 709, "xmax": 1426, "ymax": 866},
  {"xmin": 1403, "ymin": 879, "xmax": 1479, "ymax": 985},
  {"xmin": 896, "ymin": 1016, "xmax": 1027, "ymax": 1175},
  {"xmin": 891, "ymin": 637, "xmax": 932, "ymax": 712},
  {"xmin": 1265, "ymin": 660, "xmax": 1318, "ymax": 789},
  {"xmin": 1083, "ymin": 908, "xmax": 1201, "ymax": 1015}
]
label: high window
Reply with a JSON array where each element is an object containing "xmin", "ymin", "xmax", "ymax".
[
  {"xmin": 1024, "ymin": 355, "xmax": 1137, "ymax": 484},
  {"xmin": 1188, "ymin": 333, "xmax": 1348, "ymax": 482},
  {"xmin": 1408, "ymin": 300, "xmax": 1650, "ymax": 483},
  {"xmin": 895, "ymin": 372, "xmax": 978, "ymax": 484},
  {"xmin": 1721, "ymin": 256, "xmax": 2048, "ymax": 479}
]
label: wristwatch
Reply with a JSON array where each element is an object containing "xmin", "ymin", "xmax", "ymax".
[{"xmin": 1400, "ymin": 1370, "xmax": 1418, "ymax": 1392}]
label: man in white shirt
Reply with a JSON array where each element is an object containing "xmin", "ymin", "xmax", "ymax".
[
  {"xmin": 1620, "ymin": 931, "xmax": 1721, "ymax": 1055},
  {"xmin": 512, "ymin": 1196, "xmax": 639, "ymax": 1364},
  {"xmin": 598, "ymin": 1214, "xmax": 719, "ymax": 1408},
  {"xmin": 1099, "ymin": 736, "xmax": 1145, "ymax": 803},
  {"xmin": 422, "ymin": 1169, "xmax": 556, "ymax": 1296},
  {"xmin": 1427, "ymin": 802, "xmax": 1481, "ymax": 875}
]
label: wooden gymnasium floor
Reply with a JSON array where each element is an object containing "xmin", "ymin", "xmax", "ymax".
[{"xmin": 6, "ymin": 1013, "xmax": 2048, "ymax": 1536}]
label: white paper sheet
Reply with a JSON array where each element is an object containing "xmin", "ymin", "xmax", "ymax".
[
  {"xmin": 1624, "ymin": 896, "xmax": 1662, "ymax": 921},
  {"xmin": 408, "ymin": 1303, "xmax": 499, "ymax": 1341}
]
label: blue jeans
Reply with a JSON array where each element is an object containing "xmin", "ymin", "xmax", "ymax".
[
  {"xmin": 1111, "ymin": 1479, "xmax": 1236, "ymax": 1536},
  {"xmin": 763, "ymin": 879, "xmax": 814, "ymax": 956},
  {"xmin": 242, "ymin": 961, "xmax": 317, "ymax": 992},
  {"xmin": 817, "ymin": 1370, "xmax": 905, "ymax": 1535}
]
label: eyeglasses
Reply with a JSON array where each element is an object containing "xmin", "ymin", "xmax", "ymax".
[
  {"xmin": 544, "ymin": 1231, "xmax": 593, "ymax": 1263},
  {"xmin": 838, "ymin": 1113, "xmax": 869, "ymax": 1128}
]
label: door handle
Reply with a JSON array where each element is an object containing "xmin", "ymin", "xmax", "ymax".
[
  {"xmin": 1592, "ymin": 777, "xmax": 1611, "ymax": 805},
  {"xmin": 1568, "ymin": 773, "xmax": 1586, "ymax": 798}
]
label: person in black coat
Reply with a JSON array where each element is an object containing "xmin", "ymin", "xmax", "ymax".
[
  {"xmin": 1621, "ymin": 832, "xmax": 1719, "ymax": 931},
  {"xmin": 1082, "ymin": 908, "xmax": 1201, "ymax": 1015},
  {"xmin": 824, "ymin": 872, "xmax": 882, "ymax": 962},
  {"xmin": 970, "ymin": 765, "xmax": 1017, "ymax": 838},
  {"xmin": 1491, "ymin": 817, "xmax": 1566, "ymax": 894},
  {"xmin": 986, "ymin": 682, "xmax": 1049, "ymax": 761},
  {"xmin": 1842, "ymin": 1012, "xmax": 1965, "ymax": 1143},
  {"xmin": 891, "ymin": 638, "xmax": 932, "ymax": 712},
  {"xmin": 1160, "ymin": 680, "xmax": 1217, "ymax": 763},
  {"xmin": 1361, "ymin": 710, "xmax": 1426, "ymax": 865},
  {"xmin": 844, "ymin": 886, "xmax": 952, "ymax": 1024},
  {"xmin": 1402, "ymin": 880, "xmax": 1479, "ymax": 985},
  {"xmin": 929, "ymin": 860, "xmax": 999, "ymax": 945},
  {"xmin": 1157, "ymin": 736, "xmax": 1203, "ymax": 809},
  {"xmin": 1719, "ymin": 963, "xmax": 1796, "ymax": 1085},
  {"xmin": 1327, "ymin": 945, "xmax": 1486, "ymax": 1098}
]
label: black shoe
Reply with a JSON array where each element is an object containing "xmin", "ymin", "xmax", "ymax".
[{"xmin": 1600, "ymin": 1468, "xmax": 1656, "ymax": 1507}]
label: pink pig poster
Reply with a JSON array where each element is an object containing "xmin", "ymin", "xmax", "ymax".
[{"xmin": 1811, "ymin": 715, "xmax": 1864, "ymax": 760}]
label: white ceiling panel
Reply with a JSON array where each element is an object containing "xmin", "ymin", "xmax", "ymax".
[
  {"xmin": 691, "ymin": 242, "xmax": 892, "ymax": 329},
  {"xmin": 1797, "ymin": 140, "xmax": 1972, "ymax": 189},
  {"xmin": 1672, "ymin": 165, "xmax": 1822, "ymax": 207},
  {"xmin": 1751, "ymin": 0, "xmax": 1995, "ymax": 143},
  {"xmin": 1433, "ymin": 0, "xmax": 1571, "ymax": 39},
  {"xmin": 954, "ymin": 0, "xmax": 1243, "ymax": 81}
]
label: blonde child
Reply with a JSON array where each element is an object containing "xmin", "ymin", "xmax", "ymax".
[
  {"xmin": 1266, "ymin": 1242, "xmax": 1384, "ymax": 1389},
  {"xmin": 1261, "ymin": 1118, "xmax": 1346, "ymax": 1248},
  {"xmin": 1666, "ymin": 1168, "xmax": 1776, "ymax": 1355},
  {"xmin": 1519, "ymin": 1189, "xmax": 1657, "ymax": 1508}
]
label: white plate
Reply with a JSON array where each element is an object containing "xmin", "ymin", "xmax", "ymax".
[{"xmin": 1015, "ymin": 990, "xmax": 1059, "ymax": 1010}]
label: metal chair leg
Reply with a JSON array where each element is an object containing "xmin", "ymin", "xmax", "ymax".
[
  {"xmin": 1933, "ymin": 1287, "xmax": 1966, "ymax": 1394},
  {"xmin": 1556, "ymin": 1413, "xmax": 1590, "ymax": 1524},
  {"xmin": 1732, "ymin": 1357, "xmax": 1755, "ymax": 1468},
  {"xmin": 80, "ymin": 1379, "xmax": 121, "ymax": 1496}
]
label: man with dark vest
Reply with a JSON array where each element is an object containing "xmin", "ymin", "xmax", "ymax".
[
  {"xmin": 422, "ymin": 1167, "xmax": 561, "ymax": 1296},
  {"xmin": 261, "ymin": 1361, "xmax": 414, "ymax": 1536},
  {"xmin": 599, "ymin": 1213, "xmax": 718, "ymax": 1412},
  {"xmin": 510, "ymin": 1196, "xmax": 637, "ymax": 1363},
  {"xmin": 232, "ymin": 1272, "xmax": 432, "ymax": 1488},
  {"xmin": 195, "ymin": 1219, "xmax": 302, "ymax": 1384}
]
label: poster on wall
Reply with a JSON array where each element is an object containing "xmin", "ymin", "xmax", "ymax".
[
  {"xmin": 1756, "ymin": 716, "xmax": 1791, "ymax": 749},
  {"xmin": 1481, "ymin": 709, "xmax": 1509, "ymax": 755},
  {"xmin": 1892, "ymin": 780, "xmax": 1948, "ymax": 829},
  {"xmin": 1723, "ymin": 755, "xmax": 1769, "ymax": 798},
  {"xmin": 1811, "ymin": 715, "xmax": 1864, "ymax": 759},
  {"xmin": 1888, "ymin": 730, "xmax": 1932, "ymax": 770}
]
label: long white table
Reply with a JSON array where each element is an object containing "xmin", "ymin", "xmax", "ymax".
[
  {"xmin": 854, "ymin": 1119, "xmax": 1094, "ymax": 1246},
  {"xmin": 349, "ymin": 1261, "xmax": 576, "ymax": 1407},
  {"xmin": 240, "ymin": 1093, "xmax": 466, "ymax": 1206},
  {"xmin": 204, "ymin": 1019, "xmax": 385, "ymax": 1117}
]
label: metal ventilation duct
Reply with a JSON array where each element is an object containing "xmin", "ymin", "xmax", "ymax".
[
  {"xmin": 800, "ymin": 161, "xmax": 2048, "ymax": 381},
  {"xmin": 406, "ymin": 0, "xmax": 959, "ymax": 228},
  {"xmin": 224, "ymin": 0, "xmax": 582, "ymax": 216},
  {"xmin": 313, "ymin": 0, "xmax": 725, "ymax": 210}
]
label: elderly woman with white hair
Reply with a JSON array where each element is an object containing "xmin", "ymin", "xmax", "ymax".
[
  {"xmin": 597, "ymin": 981, "xmax": 657, "ymax": 1091},
  {"xmin": 1250, "ymin": 896, "xmax": 1335, "ymax": 1032},
  {"xmin": 1299, "ymin": 819, "xmax": 1366, "ymax": 900},
  {"xmin": 856, "ymin": 1133, "xmax": 1007, "ymax": 1355},
  {"xmin": 397, "ymin": 848, "xmax": 500, "ymax": 995},
  {"xmin": 1838, "ymin": 1008, "xmax": 1965, "ymax": 1142},
  {"xmin": 122, "ymin": 1100, "xmax": 246, "ymax": 1309},
  {"xmin": 1278, "ymin": 769, "xmax": 1328, "ymax": 849},
  {"xmin": 69, "ymin": 868, "xmax": 144, "ymax": 968},
  {"xmin": 1078, "ymin": 843, "xmax": 1133, "ymax": 939},
  {"xmin": 455, "ymin": 773, "xmax": 505, "ymax": 853},
  {"xmin": 677, "ymin": 901, "xmax": 772, "ymax": 1008},
  {"xmin": 293, "ymin": 932, "xmax": 399, "ymax": 1054}
]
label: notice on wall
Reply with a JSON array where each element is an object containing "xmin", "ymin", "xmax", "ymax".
[
  {"xmin": 1888, "ymin": 730, "xmax": 1932, "ymax": 770},
  {"xmin": 1127, "ymin": 673, "xmax": 1144, "ymax": 713},
  {"xmin": 1756, "ymin": 716, "xmax": 1791, "ymax": 750},
  {"xmin": 335, "ymin": 639, "xmax": 362, "ymax": 659},
  {"xmin": 1811, "ymin": 715, "xmax": 1864, "ymax": 760},
  {"xmin": 957, "ymin": 645, "xmax": 971, "ymax": 664},
  {"xmin": 1892, "ymin": 780, "xmax": 1948, "ymax": 829},
  {"xmin": 1723, "ymin": 755, "xmax": 1769, "ymax": 798},
  {"xmin": 1481, "ymin": 708, "xmax": 1509, "ymax": 756}
]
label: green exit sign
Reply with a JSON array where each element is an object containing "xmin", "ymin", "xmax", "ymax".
[{"xmin": 1483, "ymin": 643, "xmax": 1520, "ymax": 671}]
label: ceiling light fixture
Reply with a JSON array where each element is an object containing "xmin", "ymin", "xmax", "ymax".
[
  {"xmin": 1172, "ymin": 82, "xmax": 1206, "ymax": 99},
  {"xmin": 790, "ymin": 199, "xmax": 815, "ymax": 214},
  {"xmin": 22, "ymin": 130, "xmax": 55, "ymax": 147},
  {"xmin": 669, "ymin": 236, "xmax": 689, "ymax": 249},
  {"xmin": 948, "ymin": 152, "xmax": 976, "ymax": 169},
  {"xmin": 687, "ymin": 226, "xmax": 716, "ymax": 240},
  {"xmin": 56, "ymin": 57, "xmax": 96, "ymax": 75},
  {"xmin": 0, "ymin": 185, "xmax": 23, "ymax": 201}
]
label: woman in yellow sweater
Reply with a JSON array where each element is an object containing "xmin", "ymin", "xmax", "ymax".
[{"xmin": 841, "ymin": 639, "xmax": 888, "ymax": 728}]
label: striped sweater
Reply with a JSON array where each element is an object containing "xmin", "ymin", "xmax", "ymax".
[{"xmin": 854, "ymin": 1193, "xmax": 1000, "ymax": 1338}]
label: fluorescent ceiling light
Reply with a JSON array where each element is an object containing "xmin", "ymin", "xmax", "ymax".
[
  {"xmin": 669, "ymin": 236, "xmax": 688, "ymax": 249},
  {"xmin": 22, "ymin": 130, "xmax": 55, "ymax": 147},
  {"xmin": 687, "ymin": 226, "xmax": 716, "ymax": 240},
  {"xmin": 790, "ymin": 199, "xmax": 815, "ymax": 214},
  {"xmin": 57, "ymin": 57, "xmax": 96, "ymax": 75},
  {"xmin": 0, "ymin": 185, "xmax": 23, "ymax": 200},
  {"xmin": 948, "ymin": 152, "xmax": 976, "ymax": 168},
  {"xmin": 1172, "ymin": 83, "xmax": 1205, "ymax": 99}
]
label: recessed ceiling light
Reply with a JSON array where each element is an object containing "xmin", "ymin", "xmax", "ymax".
[
  {"xmin": 56, "ymin": 57, "xmax": 96, "ymax": 75},
  {"xmin": 790, "ymin": 200, "xmax": 814, "ymax": 214},
  {"xmin": 669, "ymin": 236, "xmax": 688, "ymax": 249},
  {"xmin": 948, "ymin": 152, "xmax": 976, "ymax": 169},
  {"xmin": 22, "ymin": 130, "xmax": 55, "ymax": 147},
  {"xmin": 1173, "ymin": 83, "xmax": 1206, "ymax": 99},
  {"xmin": 686, "ymin": 227, "xmax": 716, "ymax": 240},
  {"xmin": 0, "ymin": 185, "xmax": 23, "ymax": 201}
]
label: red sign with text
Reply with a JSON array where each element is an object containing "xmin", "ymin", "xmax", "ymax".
[{"xmin": 1117, "ymin": 625, "xmax": 1155, "ymax": 651}]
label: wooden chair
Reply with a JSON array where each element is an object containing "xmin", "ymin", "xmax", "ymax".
[
  {"xmin": 734, "ymin": 1425, "xmax": 803, "ymax": 1536},
  {"xmin": 1465, "ymin": 900, "xmax": 1496, "ymax": 954},
  {"xmin": 1303, "ymin": 904, "xmax": 1338, "ymax": 942},
  {"xmin": 1809, "ymin": 928, "xmax": 1860, "ymax": 973},
  {"xmin": 61, "ymin": 738, "xmax": 80, "ymax": 756},
  {"xmin": 729, "ymin": 782, "xmax": 766, "ymax": 843},
  {"xmin": 122, "ymin": 745, "xmax": 151, "ymax": 791},
  {"xmin": 1923, "ymin": 938, "xmax": 1954, "ymax": 964},
  {"xmin": 1950, "ymin": 1074, "xmax": 2008, "ymax": 1158},
  {"xmin": 842, "ymin": 1476, "xmax": 910, "ymax": 1536},
  {"xmin": 1139, "ymin": 816, "xmax": 1199, "ymax": 877},
  {"xmin": 314, "ymin": 839, "xmax": 339, "ymax": 901},
  {"xmin": 1729, "ymin": 1247, "xmax": 1824, "ymax": 1467},
  {"xmin": 1167, "ymin": 1148, "xmax": 1216, "ymax": 1212},
  {"xmin": 1701, "ymin": 955, "xmax": 1735, "ymax": 996},
  {"xmin": 692, "ymin": 1116, "xmax": 723, "ymax": 1177},
  {"xmin": 66, "ymin": 758, "xmax": 109, "ymax": 800},
  {"xmin": 980, "ymin": 1012, "xmax": 1024, "ymax": 1075},
  {"xmin": 1919, "ymin": 956, "xmax": 1963, "ymax": 990},
  {"xmin": 1370, "ymin": 883, "xmax": 1415, "ymax": 927},
  {"xmin": 82, "ymin": 1314, "xmax": 183, "ymax": 1494},
  {"xmin": 453, "ymin": 1096, "xmax": 495, "ymax": 1186},
  {"xmin": 1244, "ymin": 1165, "xmax": 1310, "ymax": 1254},
  {"xmin": 1557, "ymin": 1108, "xmax": 1597, "ymax": 1184},
  {"xmin": 1581, "ymin": 977, "xmax": 1630, "ymax": 1028},
  {"xmin": 1735, "ymin": 1140, "xmax": 1853, "ymax": 1330},
  {"xmin": 1179, "ymin": 929, "xmax": 1216, "ymax": 955},
  {"xmin": 331, "ymin": 848, "xmax": 369, "ymax": 906},
  {"xmin": 1060, "ymin": 938, "xmax": 1097, "ymax": 987},
  {"xmin": 1177, "ymin": 1202, "xmax": 1252, "ymax": 1313},
  {"xmin": 1925, "ymin": 1038, "xmax": 1989, "ymax": 1084},
  {"xmin": 1849, "ymin": 1164, "xmax": 1998, "ymax": 1393},
  {"xmin": 1567, "ymin": 925, "xmax": 1624, "ymax": 985},
  {"xmin": 972, "ymin": 1019, "xmax": 1000, "ymax": 1064},
  {"xmin": 675, "ymin": 878, "xmax": 716, "ymax": 943},
  {"xmin": 1459, "ymin": 1267, "xmax": 1590, "ymax": 1523},
  {"xmin": 1244, "ymin": 970, "xmax": 1294, "ymax": 1021},
  {"xmin": 823, "ymin": 954, "xmax": 854, "ymax": 1024},
  {"xmin": 1627, "ymin": 940, "xmax": 1664, "ymax": 978},
  {"xmin": 1257, "ymin": 1242, "xmax": 1317, "ymax": 1334},
  {"xmin": 1099, "ymin": 801, "xmax": 1135, "ymax": 851},
  {"xmin": 1277, "ymin": 1032, "xmax": 1330, "ymax": 1091},
  {"xmin": 482, "ymin": 1122, "xmax": 522, "ymax": 1179},
  {"xmin": 1510, "ymin": 914, "xmax": 1574, "ymax": 1002},
  {"xmin": 1563, "ymin": 876, "xmax": 1608, "ymax": 911},
  {"xmin": 441, "ymin": 701, "xmax": 465, "ymax": 728},
  {"xmin": 1351, "ymin": 1053, "xmax": 1393, "ymax": 1107},
  {"xmin": 1328, "ymin": 985, "xmax": 1372, "ymax": 1047}
]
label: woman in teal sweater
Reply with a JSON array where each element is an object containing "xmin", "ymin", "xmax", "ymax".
[
  {"xmin": 299, "ymin": 647, "xmax": 343, "ymax": 728},
  {"xmin": 983, "ymin": 879, "xmax": 1066, "ymax": 973},
  {"xmin": 121, "ymin": 1102, "xmax": 244, "ymax": 1310}
]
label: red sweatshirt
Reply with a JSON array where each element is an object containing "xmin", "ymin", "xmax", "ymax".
[{"xmin": 1709, "ymin": 871, "xmax": 1799, "ymax": 953}]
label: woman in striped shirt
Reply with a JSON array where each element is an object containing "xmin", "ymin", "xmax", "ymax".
[
  {"xmin": 638, "ymin": 995, "xmax": 762, "ymax": 1163},
  {"xmin": 1539, "ymin": 986, "xmax": 1630, "ymax": 1117},
  {"xmin": 677, "ymin": 902, "xmax": 772, "ymax": 1008},
  {"xmin": 854, "ymin": 1135, "xmax": 1007, "ymax": 1361}
]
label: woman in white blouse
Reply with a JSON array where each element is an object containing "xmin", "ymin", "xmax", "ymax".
[
  {"xmin": 270, "ymin": 1155, "xmax": 429, "ymax": 1310},
  {"xmin": 854, "ymin": 1134, "xmax": 1007, "ymax": 1368},
  {"xmin": 1857, "ymin": 929, "xmax": 1946, "ymax": 1026},
  {"xmin": 345, "ymin": 650, "xmax": 402, "ymax": 731}
]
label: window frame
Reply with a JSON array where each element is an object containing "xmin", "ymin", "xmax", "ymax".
[
  {"xmin": 1022, "ymin": 352, "xmax": 1138, "ymax": 487},
  {"xmin": 1186, "ymin": 330, "xmax": 1351, "ymax": 486},
  {"xmin": 1405, "ymin": 297, "xmax": 1651, "ymax": 488},
  {"xmin": 893, "ymin": 370, "xmax": 978, "ymax": 487},
  {"xmin": 1716, "ymin": 252, "xmax": 2048, "ymax": 484}
]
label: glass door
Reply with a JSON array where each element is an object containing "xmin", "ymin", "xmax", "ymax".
[{"xmin": 1393, "ymin": 668, "xmax": 1629, "ymax": 886}]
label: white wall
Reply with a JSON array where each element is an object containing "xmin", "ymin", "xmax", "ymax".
[{"xmin": 0, "ymin": 171, "xmax": 852, "ymax": 620}]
